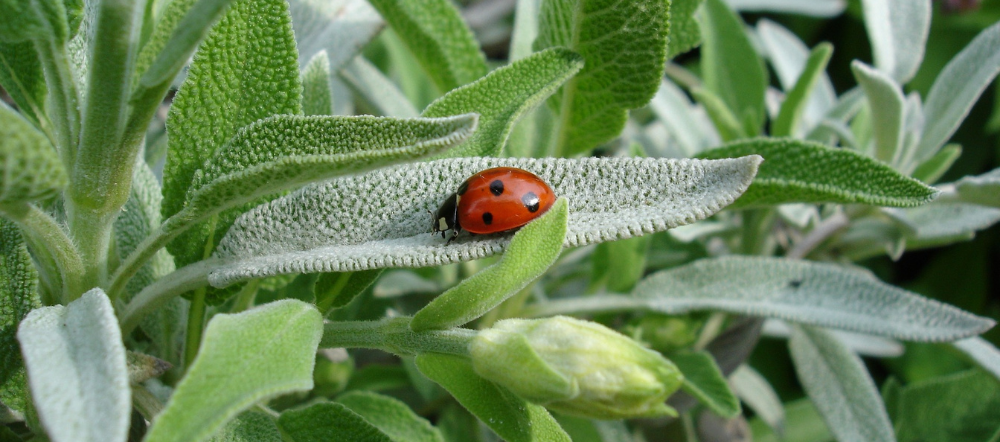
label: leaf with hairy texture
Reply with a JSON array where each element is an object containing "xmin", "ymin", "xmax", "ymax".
[
  {"xmin": 163, "ymin": 0, "xmax": 302, "ymax": 267},
  {"xmin": 731, "ymin": 365, "xmax": 784, "ymax": 436},
  {"xmin": 788, "ymin": 325, "xmax": 895, "ymax": 442},
  {"xmin": 16, "ymin": 289, "xmax": 130, "ymax": 442},
  {"xmin": 534, "ymin": 0, "xmax": 670, "ymax": 155},
  {"xmin": 918, "ymin": 22, "xmax": 1000, "ymax": 163},
  {"xmin": 302, "ymin": 51, "xmax": 333, "ymax": 116},
  {"xmin": 954, "ymin": 167, "xmax": 1000, "ymax": 208},
  {"xmin": 114, "ymin": 159, "xmax": 175, "ymax": 298},
  {"xmin": 277, "ymin": 402, "xmax": 392, "ymax": 442},
  {"xmin": 894, "ymin": 369, "xmax": 1000, "ymax": 442},
  {"xmin": 649, "ymin": 79, "xmax": 720, "ymax": 156},
  {"xmin": 288, "ymin": 0, "xmax": 383, "ymax": 70},
  {"xmin": 697, "ymin": 138, "xmax": 938, "ymax": 208},
  {"xmin": 727, "ymin": 0, "xmax": 845, "ymax": 16},
  {"xmin": 0, "ymin": 104, "xmax": 66, "ymax": 207},
  {"xmin": 0, "ymin": 0, "xmax": 67, "ymax": 42},
  {"xmin": 699, "ymin": 0, "xmax": 767, "ymax": 134},
  {"xmin": 411, "ymin": 198, "xmax": 567, "ymax": 331},
  {"xmin": 953, "ymin": 337, "xmax": 1000, "ymax": 382},
  {"xmin": 144, "ymin": 300, "xmax": 322, "ymax": 442},
  {"xmin": 208, "ymin": 410, "xmax": 282, "ymax": 442},
  {"xmin": 691, "ymin": 87, "xmax": 746, "ymax": 142},
  {"xmin": 209, "ymin": 156, "xmax": 761, "ymax": 286},
  {"xmin": 367, "ymin": 0, "xmax": 487, "ymax": 93},
  {"xmin": 772, "ymin": 43, "xmax": 833, "ymax": 138},
  {"xmin": 852, "ymin": 61, "xmax": 905, "ymax": 164},
  {"xmin": 339, "ymin": 55, "xmax": 419, "ymax": 118},
  {"xmin": 415, "ymin": 353, "xmax": 570, "ymax": 442},
  {"xmin": 671, "ymin": 351, "xmax": 740, "ymax": 418},
  {"xmin": 336, "ymin": 391, "xmax": 445, "ymax": 442},
  {"xmin": 423, "ymin": 48, "xmax": 583, "ymax": 158},
  {"xmin": 0, "ymin": 219, "xmax": 40, "ymax": 413},
  {"xmin": 0, "ymin": 42, "xmax": 46, "ymax": 127},
  {"xmin": 757, "ymin": 20, "xmax": 836, "ymax": 136},
  {"xmin": 886, "ymin": 203, "xmax": 1000, "ymax": 243},
  {"xmin": 667, "ymin": 0, "xmax": 703, "ymax": 59},
  {"xmin": 861, "ymin": 0, "xmax": 929, "ymax": 83},
  {"xmin": 912, "ymin": 144, "xmax": 961, "ymax": 184}
]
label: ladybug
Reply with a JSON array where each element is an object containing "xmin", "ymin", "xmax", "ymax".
[{"xmin": 432, "ymin": 167, "xmax": 556, "ymax": 242}]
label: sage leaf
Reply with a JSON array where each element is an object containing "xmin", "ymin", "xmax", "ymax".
[
  {"xmin": 912, "ymin": 144, "xmax": 961, "ymax": 184},
  {"xmin": 208, "ymin": 410, "xmax": 282, "ymax": 442},
  {"xmin": 411, "ymin": 198, "xmax": 568, "ymax": 331},
  {"xmin": 953, "ymin": 337, "xmax": 1000, "ymax": 381},
  {"xmin": 535, "ymin": 0, "xmax": 670, "ymax": 155},
  {"xmin": 209, "ymin": 156, "xmax": 761, "ymax": 287},
  {"xmin": 699, "ymin": 0, "xmax": 768, "ymax": 135},
  {"xmin": 893, "ymin": 369, "xmax": 1000, "ymax": 442},
  {"xmin": 336, "ymin": 390, "xmax": 445, "ymax": 442},
  {"xmin": 918, "ymin": 21, "xmax": 1000, "ymax": 163},
  {"xmin": 340, "ymin": 55, "xmax": 419, "ymax": 118},
  {"xmin": 16, "ymin": 289, "xmax": 129, "ymax": 442},
  {"xmin": 690, "ymin": 87, "xmax": 746, "ymax": 142},
  {"xmin": 625, "ymin": 256, "xmax": 993, "ymax": 342},
  {"xmin": 788, "ymin": 325, "xmax": 894, "ymax": 442},
  {"xmin": 886, "ymin": 203, "xmax": 1000, "ymax": 242},
  {"xmin": 0, "ymin": 103, "xmax": 66, "ymax": 206},
  {"xmin": 726, "ymin": 0, "xmax": 845, "ymax": 16},
  {"xmin": 852, "ymin": 61, "xmax": 905, "ymax": 164},
  {"xmin": 749, "ymin": 398, "xmax": 832, "ymax": 442},
  {"xmin": 366, "ymin": 0, "xmax": 487, "ymax": 93},
  {"xmin": 860, "ymin": 0, "xmax": 929, "ymax": 83},
  {"xmin": 415, "ymin": 353, "xmax": 571, "ymax": 442},
  {"xmin": 772, "ymin": 43, "xmax": 833, "ymax": 138},
  {"xmin": 667, "ymin": 0, "xmax": 703, "ymax": 59},
  {"xmin": 954, "ymin": 167, "xmax": 1000, "ymax": 208},
  {"xmin": 671, "ymin": 351, "xmax": 740, "ymax": 418},
  {"xmin": 423, "ymin": 48, "xmax": 583, "ymax": 158},
  {"xmin": 163, "ymin": 0, "xmax": 302, "ymax": 267},
  {"xmin": 0, "ymin": 42, "xmax": 47, "ymax": 127},
  {"xmin": 114, "ymin": 159, "xmax": 175, "ymax": 298},
  {"xmin": 0, "ymin": 219, "xmax": 41, "ymax": 413},
  {"xmin": 288, "ymin": 0, "xmax": 383, "ymax": 70},
  {"xmin": 757, "ymin": 20, "xmax": 836, "ymax": 136},
  {"xmin": 731, "ymin": 365, "xmax": 784, "ymax": 436},
  {"xmin": 302, "ymin": 51, "xmax": 334, "ymax": 116},
  {"xmin": 277, "ymin": 402, "xmax": 392, "ymax": 442},
  {"xmin": 649, "ymin": 79, "xmax": 719, "ymax": 156},
  {"xmin": 697, "ymin": 138, "xmax": 938, "ymax": 208},
  {"xmin": 143, "ymin": 300, "xmax": 322, "ymax": 442},
  {"xmin": 0, "ymin": 0, "xmax": 67, "ymax": 42}
]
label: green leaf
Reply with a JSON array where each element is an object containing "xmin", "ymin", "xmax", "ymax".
[
  {"xmin": 953, "ymin": 167, "xmax": 1000, "ymax": 208},
  {"xmin": 143, "ymin": 300, "xmax": 323, "ymax": 442},
  {"xmin": 860, "ymin": 0, "xmax": 929, "ymax": 83},
  {"xmin": 0, "ymin": 219, "xmax": 41, "ymax": 413},
  {"xmin": 911, "ymin": 144, "xmax": 961, "ymax": 184},
  {"xmin": 667, "ymin": 0, "xmax": 703, "ymax": 59},
  {"xmin": 336, "ymin": 390, "xmax": 445, "ymax": 442},
  {"xmin": 918, "ymin": 21, "xmax": 1000, "ymax": 163},
  {"xmin": 209, "ymin": 156, "xmax": 761, "ymax": 286},
  {"xmin": 731, "ymin": 365, "xmax": 784, "ymax": 436},
  {"xmin": 411, "ymin": 198, "xmax": 568, "ymax": 331},
  {"xmin": 952, "ymin": 337, "xmax": 1000, "ymax": 382},
  {"xmin": 16, "ymin": 289, "xmax": 129, "ymax": 442},
  {"xmin": 697, "ymin": 138, "xmax": 938, "ymax": 208},
  {"xmin": 671, "ymin": 351, "xmax": 740, "ymax": 418},
  {"xmin": 749, "ymin": 398, "xmax": 832, "ymax": 442},
  {"xmin": 699, "ymin": 0, "xmax": 767, "ymax": 135},
  {"xmin": 649, "ymin": 79, "xmax": 719, "ymax": 156},
  {"xmin": 114, "ymin": 159, "xmax": 175, "ymax": 298},
  {"xmin": 422, "ymin": 48, "xmax": 583, "ymax": 158},
  {"xmin": 366, "ymin": 0, "xmax": 487, "ymax": 93},
  {"xmin": 544, "ymin": 256, "xmax": 995, "ymax": 342},
  {"xmin": 554, "ymin": 416, "xmax": 631, "ymax": 442},
  {"xmin": 851, "ymin": 61, "xmax": 905, "ymax": 164},
  {"xmin": 788, "ymin": 325, "xmax": 895, "ymax": 442},
  {"xmin": 590, "ymin": 235, "xmax": 651, "ymax": 293},
  {"xmin": 0, "ymin": 0, "xmax": 67, "ymax": 42},
  {"xmin": 415, "ymin": 353, "xmax": 571, "ymax": 442},
  {"xmin": 208, "ymin": 410, "xmax": 282, "ymax": 442},
  {"xmin": 0, "ymin": 103, "xmax": 66, "ymax": 206},
  {"xmin": 772, "ymin": 43, "xmax": 833, "ymax": 138},
  {"xmin": 315, "ymin": 270, "xmax": 384, "ymax": 316},
  {"xmin": 163, "ymin": 0, "xmax": 302, "ymax": 267},
  {"xmin": 690, "ymin": 87, "xmax": 746, "ymax": 142},
  {"xmin": 894, "ymin": 369, "xmax": 1000, "ymax": 442},
  {"xmin": 339, "ymin": 55, "xmax": 419, "ymax": 118},
  {"xmin": 288, "ymin": 0, "xmax": 383, "ymax": 71},
  {"xmin": 302, "ymin": 51, "xmax": 334, "ymax": 116},
  {"xmin": 277, "ymin": 402, "xmax": 392, "ymax": 442},
  {"xmin": 886, "ymin": 203, "xmax": 1000, "ymax": 243},
  {"xmin": 535, "ymin": 0, "xmax": 670, "ymax": 155},
  {"xmin": 0, "ymin": 42, "xmax": 47, "ymax": 127}
]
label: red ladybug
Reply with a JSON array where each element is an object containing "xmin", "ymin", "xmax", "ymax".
[{"xmin": 432, "ymin": 167, "xmax": 556, "ymax": 242}]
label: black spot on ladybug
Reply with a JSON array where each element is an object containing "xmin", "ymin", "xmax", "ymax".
[
  {"xmin": 482, "ymin": 212, "xmax": 493, "ymax": 225},
  {"xmin": 457, "ymin": 180, "xmax": 469, "ymax": 196},
  {"xmin": 788, "ymin": 279, "xmax": 802, "ymax": 289},
  {"xmin": 490, "ymin": 179, "xmax": 504, "ymax": 196},
  {"xmin": 522, "ymin": 192, "xmax": 540, "ymax": 212}
]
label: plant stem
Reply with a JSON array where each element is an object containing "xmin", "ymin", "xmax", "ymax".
[
  {"xmin": 107, "ymin": 209, "xmax": 197, "ymax": 301},
  {"xmin": 131, "ymin": 385, "xmax": 164, "ymax": 422},
  {"xmin": 68, "ymin": 206, "xmax": 114, "ymax": 298},
  {"xmin": 229, "ymin": 279, "xmax": 260, "ymax": 313},
  {"xmin": 119, "ymin": 259, "xmax": 216, "ymax": 335},
  {"xmin": 183, "ymin": 288, "xmax": 207, "ymax": 370},
  {"xmin": 786, "ymin": 211, "xmax": 850, "ymax": 260},
  {"xmin": 32, "ymin": 37, "xmax": 79, "ymax": 169},
  {"xmin": 1, "ymin": 203, "xmax": 85, "ymax": 303},
  {"xmin": 321, "ymin": 317, "xmax": 476, "ymax": 357}
]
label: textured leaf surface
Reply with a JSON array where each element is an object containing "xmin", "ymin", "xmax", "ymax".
[
  {"xmin": 757, "ymin": 20, "xmax": 836, "ymax": 136},
  {"xmin": 671, "ymin": 351, "xmax": 740, "ymax": 418},
  {"xmin": 772, "ymin": 43, "xmax": 832, "ymax": 138},
  {"xmin": 0, "ymin": 0, "xmax": 66, "ymax": 42},
  {"xmin": 114, "ymin": 160, "xmax": 175, "ymax": 299},
  {"xmin": 952, "ymin": 337, "xmax": 1000, "ymax": 381},
  {"xmin": 788, "ymin": 325, "xmax": 894, "ymax": 442},
  {"xmin": 209, "ymin": 156, "xmax": 761, "ymax": 286},
  {"xmin": 131, "ymin": 0, "xmax": 232, "ymax": 91},
  {"xmin": 415, "ymin": 353, "xmax": 571, "ymax": 442},
  {"xmin": 288, "ymin": 0, "xmax": 382, "ymax": 70},
  {"xmin": 861, "ymin": 0, "xmax": 929, "ymax": 83},
  {"xmin": 144, "ymin": 300, "xmax": 322, "ymax": 442},
  {"xmin": 852, "ymin": 61, "xmax": 904, "ymax": 164},
  {"xmin": 697, "ymin": 138, "xmax": 938, "ymax": 208},
  {"xmin": 699, "ymin": 0, "xmax": 767, "ymax": 133},
  {"xmin": 0, "ymin": 42, "xmax": 47, "ymax": 126},
  {"xmin": 16, "ymin": 289, "xmax": 129, "ymax": 442},
  {"xmin": 628, "ymin": 257, "xmax": 993, "ymax": 341},
  {"xmin": 726, "ymin": 0, "xmax": 845, "ymax": 16},
  {"xmin": 411, "ymin": 199, "xmax": 567, "ymax": 331},
  {"xmin": 0, "ymin": 219, "xmax": 40, "ymax": 413},
  {"xmin": 0, "ymin": 104, "xmax": 66, "ymax": 206},
  {"xmin": 886, "ymin": 203, "xmax": 1000, "ymax": 241},
  {"xmin": 423, "ymin": 48, "xmax": 583, "ymax": 158},
  {"xmin": 207, "ymin": 410, "xmax": 282, "ymax": 442},
  {"xmin": 336, "ymin": 391, "xmax": 445, "ymax": 442},
  {"xmin": 667, "ymin": 0, "xmax": 703, "ymax": 59},
  {"xmin": 954, "ymin": 167, "xmax": 1000, "ymax": 207},
  {"xmin": 918, "ymin": 21, "xmax": 1000, "ymax": 163},
  {"xmin": 302, "ymin": 51, "xmax": 333, "ymax": 116},
  {"xmin": 894, "ymin": 369, "xmax": 1000, "ymax": 442},
  {"xmin": 163, "ymin": 0, "xmax": 302, "ymax": 267},
  {"xmin": 367, "ymin": 0, "xmax": 487, "ymax": 93},
  {"xmin": 277, "ymin": 402, "xmax": 392, "ymax": 442},
  {"xmin": 535, "ymin": 0, "xmax": 670, "ymax": 155}
]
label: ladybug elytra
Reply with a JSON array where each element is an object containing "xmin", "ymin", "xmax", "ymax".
[{"xmin": 432, "ymin": 167, "xmax": 556, "ymax": 242}]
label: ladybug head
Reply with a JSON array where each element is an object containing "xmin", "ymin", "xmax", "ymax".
[{"xmin": 431, "ymin": 193, "xmax": 460, "ymax": 239}]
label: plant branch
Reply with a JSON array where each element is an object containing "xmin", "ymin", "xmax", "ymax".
[
  {"xmin": 321, "ymin": 317, "xmax": 476, "ymax": 357},
  {"xmin": 183, "ymin": 288, "xmax": 207, "ymax": 370},
  {"xmin": 1, "ymin": 202, "xmax": 84, "ymax": 303},
  {"xmin": 107, "ymin": 208, "xmax": 198, "ymax": 301},
  {"xmin": 119, "ymin": 258, "xmax": 217, "ymax": 335},
  {"xmin": 786, "ymin": 211, "xmax": 850, "ymax": 259}
]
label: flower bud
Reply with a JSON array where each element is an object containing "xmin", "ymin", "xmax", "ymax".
[{"xmin": 470, "ymin": 316, "xmax": 683, "ymax": 419}]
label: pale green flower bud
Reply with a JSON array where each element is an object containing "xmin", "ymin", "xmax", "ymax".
[{"xmin": 470, "ymin": 316, "xmax": 684, "ymax": 419}]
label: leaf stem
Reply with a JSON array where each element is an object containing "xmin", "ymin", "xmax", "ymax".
[
  {"xmin": 131, "ymin": 385, "xmax": 164, "ymax": 422},
  {"xmin": 119, "ymin": 259, "xmax": 216, "ymax": 335},
  {"xmin": 183, "ymin": 288, "xmax": 207, "ymax": 370},
  {"xmin": 786, "ymin": 211, "xmax": 850, "ymax": 259},
  {"xmin": 520, "ymin": 294, "xmax": 644, "ymax": 318},
  {"xmin": 107, "ymin": 209, "xmax": 197, "ymax": 301},
  {"xmin": 0, "ymin": 203, "xmax": 85, "ymax": 303},
  {"xmin": 32, "ymin": 37, "xmax": 80, "ymax": 169},
  {"xmin": 321, "ymin": 317, "xmax": 476, "ymax": 357}
]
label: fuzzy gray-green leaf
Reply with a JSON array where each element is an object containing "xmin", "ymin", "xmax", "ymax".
[
  {"xmin": 772, "ymin": 43, "xmax": 832, "ymax": 138},
  {"xmin": 672, "ymin": 351, "xmax": 740, "ymax": 418},
  {"xmin": 16, "ymin": 289, "xmax": 130, "ymax": 442},
  {"xmin": 954, "ymin": 167, "xmax": 1000, "ymax": 208},
  {"xmin": 302, "ymin": 51, "xmax": 334, "ymax": 116},
  {"xmin": 861, "ymin": 0, "xmax": 929, "ymax": 84},
  {"xmin": 367, "ymin": 0, "xmax": 487, "ymax": 93},
  {"xmin": 288, "ymin": 0, "xmax": 383, "ymax": 71},
  {"xmin": 114, "ymin": 159, "xmax": 175, "ymax": 298},
  {"xmin": 535, "ymin": 0, "xmax": 671, "ymax": 155},
  {"xmin": 208, "ymin": 410, "xmax": 282, "ymax": 442},
  {"xmin": 789, "ymin": 325, "xmax": 895, "ymax": 442},
  {"xmin": 0, "ymin": 219, "xmax": 40, "ymax": 413},
  {"xmin": 885, "ymin": 202, "xmax": 1000, "ymax": 242},
  {"xmin": 209, "ymin": 156, "xmax": 761, "ymax": 287},
  {"xmin": 696, "ymin": 138, "xmax": 938, "ymax": 208},
  {"xmin": 852, "ymin": 61, "xmax": 905, "ymax": 165},
  {"xmin": 0, "ymin": 104, "xmax": 67, "ymax": 206},
  {"xmin": 667, "ymin": 0, "xmax": 703, "ymax": 59},
  {"xmin": 423, "ymin": 48, "xmax": 583, "ymax": 158},
  {"xmin": 144, "ymin": 300, "xmax": 322, "ymax": 442},
  {"xmin": 411, "ymin": 198, "xmax": 568, "ymax": 331},
  {"xmin": 699, "ymin": 0, "xmax": 767, "ymax": 134}
]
